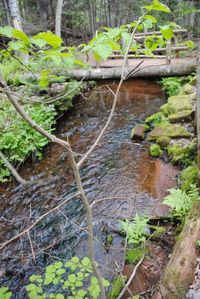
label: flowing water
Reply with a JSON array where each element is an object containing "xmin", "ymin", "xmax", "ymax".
[{"xmin": 0, "ymin": 80, "xmax": 179, "ymax": 297}]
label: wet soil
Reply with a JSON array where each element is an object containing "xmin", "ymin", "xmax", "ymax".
[{"xmin": 0, "ymin": 79, "xmax": 179, "ymax": 297}]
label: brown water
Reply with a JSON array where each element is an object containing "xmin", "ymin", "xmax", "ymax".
[{"xmin": 0, "ymin": 80, "xmax": 179, "ymax": 297}]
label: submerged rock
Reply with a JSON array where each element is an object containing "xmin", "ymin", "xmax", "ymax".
[
  {"xmin": 147, "ymin": 123, "xmax": 191, "ymax": 141},
  {"xmin": 130, "ymin": 124, "xmax": 145, "ymax": 140},
  {"xmin": 150, "ymin": 144, "xmax": 162, "ymax": 157}
]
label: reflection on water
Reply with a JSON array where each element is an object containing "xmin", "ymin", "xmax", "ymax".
[{"xmin": 0, "ymin": 80, "xmax": 179, "ymax": 296}]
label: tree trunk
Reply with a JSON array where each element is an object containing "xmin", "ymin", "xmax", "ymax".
[
  {"xmin": 89, "ymin": 0, "xmax": 96, "ymax": 37},
  {"xmin": 61, "ymin": 61, "xmax": 196, "ymax": 80},
  {"xmin": 153, "ymin": 201, "xmax": 200, "ymax": 299},
  {"xmin": 8, "ymin": 0, "xmax": 22, "ymax": 30},
  {"xmin": 37, "ymin": 0, "xmax": 49, "ymax": 30},
  {"xmin": 55, "ymin": 0, "xmax": 63, "ymax": 37}
]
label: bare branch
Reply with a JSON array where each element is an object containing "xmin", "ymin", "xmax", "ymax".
[
  {"xmin": 0, "ymin": 151, "xmax": 33, "ymax": 185},
  {"xmin": 116, "ymin": 254, "xmax": 145, "ymax": 299}
]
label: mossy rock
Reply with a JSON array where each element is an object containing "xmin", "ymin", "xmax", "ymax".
[
  {"xmin": 168, "ymin": 110, "xmax": 192, "ymax": 123},
  {"xmin": 181, "ymin": 83, "xmax": 194, "ymax": 95},
  {"xmin": 179, "ymin": 164, "xmax": 199, "ymax": 192},
  {"xmin": 150, "ymin": 144, "xmax": 162, "ymax": 157},
  {"xmin": 145, "ymin": 111, "xmax": 167, "ymax": 126},
  {"xmin": 130, "ymin": 124, "xmax": 145, "ymax": 140},
  {"xmin": 156, "ymin": 136, "xmax": 171, "ymax": 147},
  {"xmin": 147, "ymin": 123, "xmax": 191, "ymax": 141},
  {"xmin": 168, "ymin": 95, "xmax": 192, "ymax": 114},
  {"xmin": 167, "ymin": 139, "xmax": 197, "ymax": 165},
  {"xmin": 160, "ymin": 103, "xmax": 174, "ymax": 116}
]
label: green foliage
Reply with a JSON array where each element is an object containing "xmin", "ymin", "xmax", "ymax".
[
  {"xmin": 167, "ymin": 139, "xmax": 197, "ymax": 166},
  {"xmin": 144, "ymin": 0, "xmax": 171, "ymax": 13},
  {"xmin": 2, "ymin": 256, "xmax": 109, "ymax": 299},
  {"xmin": 149, "ymin": 144, "xmax": 162, "ymax": 157},
  {"xmin": 163, "ymin": 188, "xmax": 199, "ymax": 220},
  {"xmin": 145, "ymin": 112, "xmax": 167, "ymax": 127},
  {"xmin": 0, "ymin": 287, "xmax": 12, "ymax": 299},
  {"xmin": 109, "ymin": 275, "xmax": 127, "ymax": 299},
  {"xmin": 0, "ymin": 96, "xmax": 56, "ymax": 181},
  {"xmin": 179, "ymin": 165, "xmax": 199, "ymax": 192},
  {"xmin": 161, "ymin": 73, "xmax": 196, "ymax": 97},
  {"xmin": 126, "ymin": 247, "xmax": 146, "ymax": 264},
  {"xmin": 120, "ymin": 214, "xmax": 149, "ymax": 245}
]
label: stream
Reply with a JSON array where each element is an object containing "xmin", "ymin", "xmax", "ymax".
[{"xmin": 0, "ymin": 79, "xmax": 179, "ymax": 297}]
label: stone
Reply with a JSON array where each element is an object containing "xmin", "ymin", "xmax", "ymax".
[
  {"xmin": 147, "ymin": 123, "xmax": 191, "ymax": 141},
  {"xmin": 156, "ymin": 136, "xmax": 171, "ymax": 147},
  {"xmin": 145, "ymin": 112, "xmax": 167, "ymax": 125},
  {"xmin": 130, "ymin": 125, "xmax": 145, "ymax": 140},
  {"xmin": 168, "ymin": 110, "xmax": 192, "ymax": 123},
  {"xmin": 161, "ymin": 95, "xmax": 193, "ymax": 117},
  {"xmin": 182, "ymin": 83, "xmax": 194, "ymax": 94},
  {"xmin": 150, "ymin": 144, "xmax": 162, "ymax": 157}
]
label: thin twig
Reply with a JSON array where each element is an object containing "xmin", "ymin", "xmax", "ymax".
[
  {"xmin": 0, "ymin": 151, "xmax": 33, "ymax": 185},
  {"xmin": 27, "ymin": 231, "xmax": 36, "ymax": 262}
]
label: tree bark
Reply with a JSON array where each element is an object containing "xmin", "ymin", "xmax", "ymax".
[
  {"xmin": 61, "ymin": 61, "xmax": 196, "ymax": 80},
  {"xmin": 8, "ymin": 0, "xmax": 22, "ymax": 30},
  {"xmin": 153, "ymin": 201, "xmax": 200, "ymax": 299},
  {"xmin": 55, "ymin": 0, "xmax": 63, "ymax": 37}
]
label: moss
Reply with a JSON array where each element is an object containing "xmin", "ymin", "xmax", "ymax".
[
  {"xmin": 179, "ymin": 165, "xmax": 199, "ymax": 192},
  {"xmin": 168, "ymin": 110, "xmax": 192, "ymax": 123},
  {"xmin": 145, "ymin": 111, "xmax": 167, "ymax": 126},
  {"xmin": 167, "ymin": 139, "xmax": 197, "ymax": 165},
  {"xmin": 163, "ymin": 268, "xmax": 192, "ymax": 299},
  {"xmin": 148, "ymin": 123, "xmax": 191, "ymax": 141},
  {"xmin": 150, "ymin": 144, "xmax": 162, "ymax": 157},
  {"xmin": 156, "ymin": 136, "xmax": 171, "ymax": 147},
  {"xmin": 109, "ymin": 275, "xmax": 127, "ymax": 299},
  {"xmin": 125, "ymin": 247, "xmax": 146, "ymax": 264},
  {"xmin": 160, "ymin": 103, "xmax": 174, "ymax": 116},
  {"xmin": 181, "ymin": 83, "xmax": 194, "ymax": 95},
  {"xmin": 160, "ymin": 95, "xmax": 192, "ymax": 117}
]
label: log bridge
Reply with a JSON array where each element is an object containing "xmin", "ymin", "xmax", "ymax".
[{"xmin": 67, "ymin": 29, "xmax": 196, "ymax": 80}]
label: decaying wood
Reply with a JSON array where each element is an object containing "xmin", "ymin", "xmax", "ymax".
[
  {"xmin": 153, "ymin": 201, "xmax": 200, "ymax": 299},
  {"xmin": 63, "ymin": 60, "xmax": 196, "ymax": 80}
]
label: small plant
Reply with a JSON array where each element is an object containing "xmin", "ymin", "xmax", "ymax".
[
  {"xmin": 120, "ymin": 214, "xmax": 149, "ymax": 245},
  {"xmin": 163, "ymin": 188, "xmax": 199, "ymax": 220},
  {"xmin": 1, "ymin": 256, "xmax": 109, "ymax": 299}
]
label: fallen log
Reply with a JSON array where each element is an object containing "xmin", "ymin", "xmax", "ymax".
[
  {"xmin": 152, "ymin": 200, "xmax": 200, "ymax": 299},
  {"xmin": 62, "ymin": 60, "xmax": 196, "ymax": 80}
]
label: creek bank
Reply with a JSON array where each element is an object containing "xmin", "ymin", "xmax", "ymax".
[{"xmin": 122, "ymin": 79, "xmax": 200, "ymax": 299}]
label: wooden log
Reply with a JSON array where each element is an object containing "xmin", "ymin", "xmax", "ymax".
[
  {"xmin": 62, "ymin": 60, "xmax": 196, "ymax": 80},
  {"xmin": 152, "ymin": 201, "xmax": 200, "ymax": 299},
  {"xmin": 134, "ymin": 29, "xmax": 188, "ymax": 37}
]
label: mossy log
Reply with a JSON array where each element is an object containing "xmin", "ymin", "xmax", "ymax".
[
  {"xmin": 62, "ymin": 61, "xmax": 196, "ymax": 80},
  {"xmin": 153, "ymin": 201, "xmax": 200, "ymax": 299}
]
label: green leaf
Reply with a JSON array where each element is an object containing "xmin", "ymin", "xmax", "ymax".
[
  {"xmin": 121, "ymin": 32, "xmax": 131, "ymax": 48},
  {"xmin": 55, "ymin": 295, "xmax": 64, "ymax": 299},
  {"xmin": 160, "ymin": 25, "xmax": 173, "ymax": 40},
  {"xmin": 13, "ymin": 29, "xmax": 29, "ymax": 44},
  {"xmin": 8, "ymin": 40, "xmax": 25, "ymax": 50},
  {"xmin": 144, "ymin": 15, "xmax": 157, "ymax": 24},
  {"xmin": 56, "ymin": 269, "xmax": 65, "ymax": 275},
  {"xmin": 54, "ymin": 261, "xmax": 63, "ymax": 269},
  {"xmin": 32, "ymin": 32, "xmax": 63, "ymax": 48},
  {"xmin": 93, "ymin": 43, "xmax": 112, "ymax": 61},
  {"xmin": 197, "ymin": 240, "xmax": 200, "ymax": 248},
  {"xmin": 0, "ymin": 26, "xmax": 14, "ymax": 38},
  {"xmin": 25, "ymin": 284, "xmax": 37, "ymax": 291},
  {"xmin": 144, "ymin": 0, "xmax": 171, "ymax": 13},
  {"xmin": 30, "ymin": 38, "xmax": 47, "ymax": 48},
  {"xmin": 185, "ymin": 40, "xmax": 195, "ymax": 49},
  {"xmin": 68, "ymin": 274, "xmax": 76, "ymax": 283}
]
